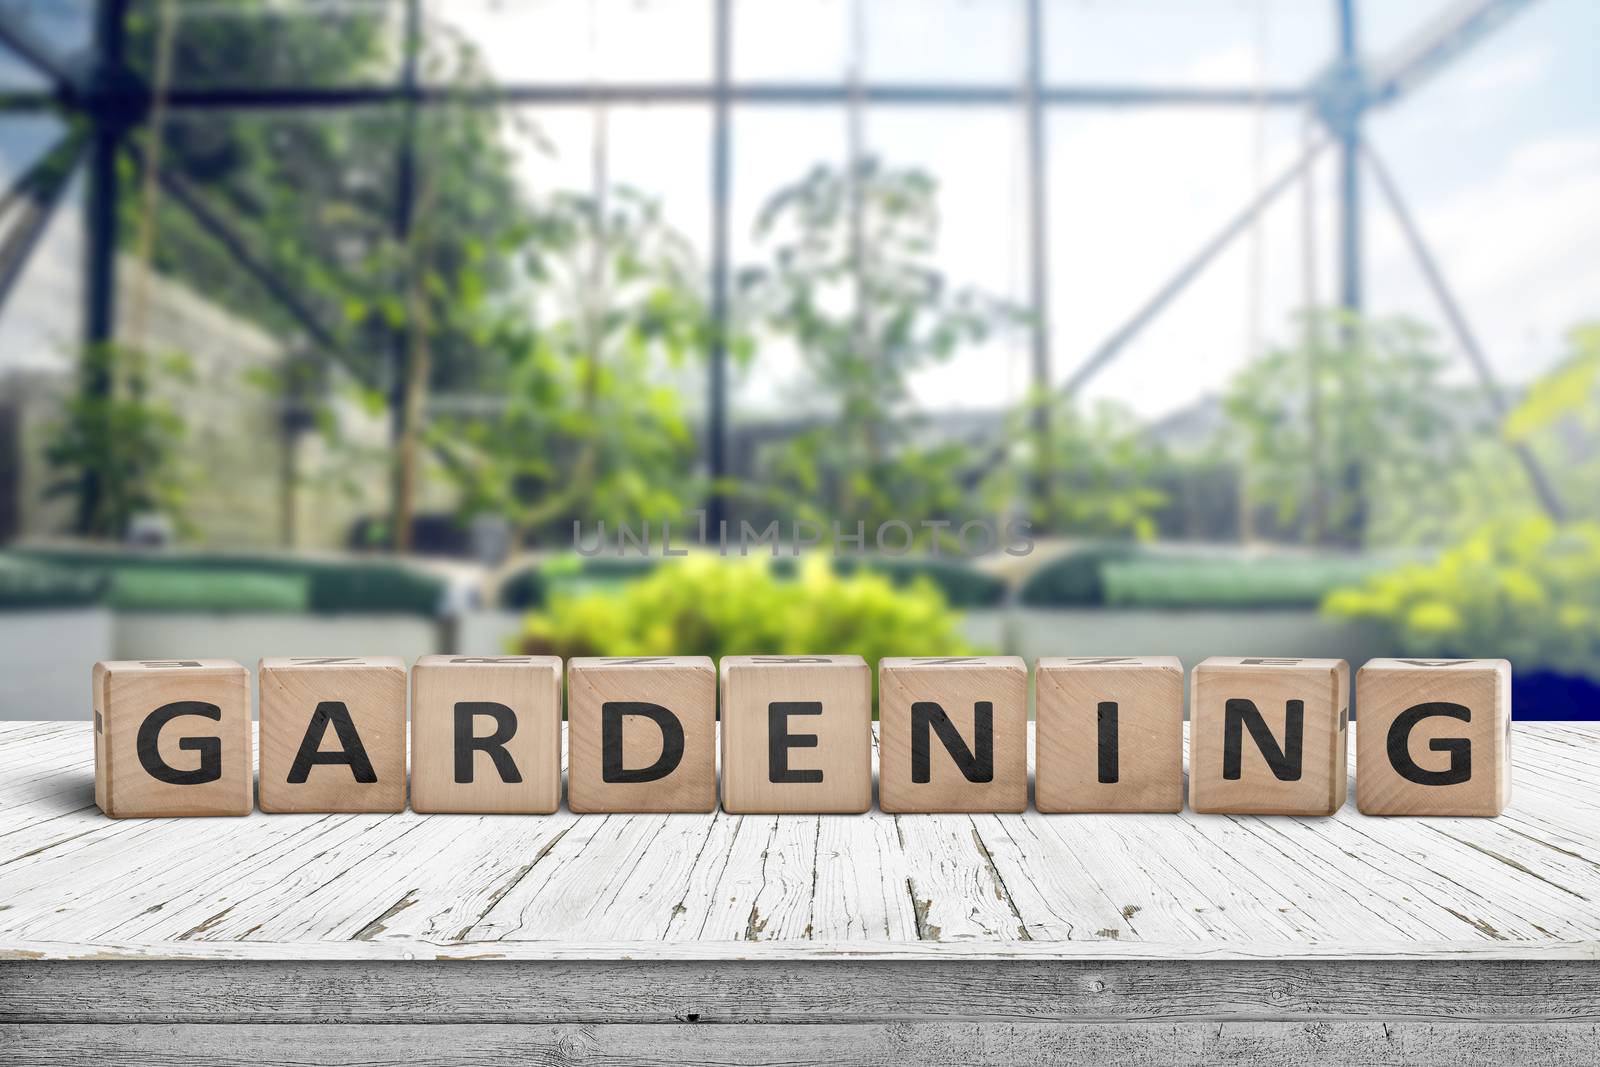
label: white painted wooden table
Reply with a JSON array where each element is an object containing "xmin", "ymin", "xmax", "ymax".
[{"xmin": 1, "ymin": 721, "xmax": 1597, "ymax": 1065}]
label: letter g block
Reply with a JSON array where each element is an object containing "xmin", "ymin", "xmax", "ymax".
[
  {"xmin": 567, "ymin": 656, "xmax": 716, "ymax": 813},
  {"xmin": 1356, "ymin": 658, "xmax": 1511, "ymax": 816},
  {"xmin": 93, "ymin": 659, "xmax": 252, "ymax": 818}
]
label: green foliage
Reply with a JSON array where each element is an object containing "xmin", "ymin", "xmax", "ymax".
[
  {"xmin": 1219, "ymin": 311, "xmax": 1477, "ymax": 546},
  {"xmin": 517, "ymin": 557, "xmax": 974, "ymax": 663},
  {"xmin": 1323, "ymin": 516, "xmax": 1600, "ymax": 679},
  {"xmin": 1505, "ymin": 323, "xmax": 1600, "ymax": 444}
]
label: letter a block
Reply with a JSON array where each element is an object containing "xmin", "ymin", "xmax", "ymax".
[
  {"xmin": 1035, "ymin": 656, "xmax": 1183, "ymax": 813},
  {"xmin": 410, "ymin": 655, "xmax": 562, "ymax": 814},
  {"xmin": 878, "ymin": 656, "xmax": 1027, "ymax": 813},
  {"xmin": 1356, "ymin": 658, "xmax": 1512, "ymax": 817},
  {"xmin": 259, "ymin": 657, "xmax": 406, "ymax": 813},
  {"xmin": 567, "ymin": 656, "xmax": 717, "ymax": 813},
  {"xmin": 93, "ymin": 660, "xmax": 252, "ymax": 818},
  {"xmin": 720, "ymin": 655, "xmax": 871, "ymax": 814},
  {"xmin": 1190, "ymin": 657, "xmax": 1349, "ymax": 815}
]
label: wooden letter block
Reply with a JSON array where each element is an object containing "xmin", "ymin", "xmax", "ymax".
[
  {"xmin": 1035, "ymin": 656, "xmax": 1183, "ymax": 813},
  {"xmin": 878, "ymin": 656, "xmax": 1027, "ymax": 813},
  {"xmin": 1356, "ymin": 658, "xmax": 1512, "ymax": 817},
  {"xmin": 259, "ymin": 656, "xmax": 406, "ymax": 813},
  {"xmin": 1190, "ymin": 657, "xmax": 1349, "ymax": 816},
  {"xmin": 720, "ymin": 655, "xmax": 871, "ymax": 814},
  {"xmin": 410, "ymin": 655, "xmax": 562, "ymax": 814},
  {"xmin": 92, "ymin": 659, "xmax": 252, "ymax": 818},
  {"xmin": 567, "ymin": 656, "xmax": 717, "ymax": 813}
]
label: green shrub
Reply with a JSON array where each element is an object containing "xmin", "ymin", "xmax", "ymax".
[
  {"xmin": 106, "ymin": 568, "xmax": 308, "ymax": 613},
  {"xmin": 517, "ymin": 556, "xmax": 974, "ymax": 664},
  {"xmin": 0, "ymin": 557, "xmax": 107, "ymax": 610},
  {"xmin": 1323, "ymin": 516, "xmax": 1600, "ymax": 679}
]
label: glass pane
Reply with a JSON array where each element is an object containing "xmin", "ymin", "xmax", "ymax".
[
  {"xmin": 0, "ymin": 161, "xmax": 82, "ymax": 376},
  {"xmin": 0, "ymin": 0, "xmax": 92, "ymax": 89},
  {"xmin": 424, "ymin": 0, "xmax": 712, "ymax": 86},
  {"xmin": 732, "ymin": 0, "xmax": 849, "ymax": 82},
  {"xmin": 862, "ymin": 0, "xmax": 1022, "ymax": 84}
]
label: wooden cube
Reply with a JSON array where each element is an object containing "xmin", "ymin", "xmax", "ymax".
[
  {"xmin": 720, "ymin": 655, "xmax": 871, "ymax": 814},
  {"xmin": 258, "ymin": 657, "xmax": 406, "ymax": 813},
  {"xmin": 92, "ymin": 659, "xmax": 252, "ymax": 818},
  {"xmin": 1190, "ymin": 657, "xmax": 1349, "ymax": 816},
  {"xmin": 1035, "ymin": 656, "xmax": 1183, "ymax": 813},
  {"xmin": 878, "ymin": 656, "xmax": 1027, "ymax": 813},
  {"xmin": 410, "ymin": 655, "xmax": 562, "ymax": 814},
  {"xmin": 1356, "ymin": 658, "xmax": 1512, "ymax": 817},
  {"xmin": 567, "ymin": 656, "xmax": 717, "ymax": 813}
]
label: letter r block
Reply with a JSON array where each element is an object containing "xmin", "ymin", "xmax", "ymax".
[
  {"xmin": 93, "ymin": 659, "xmax": 252, "ymax": 818},
  {"xmin": 1356, "ymin": 658, "xmax": 1511, "ymax": 816},
  {"xmin": 720, "ymin": 655, "xmax": 871, "ymax": 814},
  {"xmin": 878, "ymin": 657, "xmax": 1027, "ymax": 813},
  {"xmin": 1190, "ymin": 657, "xmax": 1349, "ymax": 815},
  {"xmin": 259, "ymin": 657, "xmax": 406, "ymax": 813},
  {"xmin": 567, "ymin": 656, "xmax": 717, "ymax": 813},
  {"xmin": 411, "ymin": 655, "xmax": 563, "ymax": 814}
]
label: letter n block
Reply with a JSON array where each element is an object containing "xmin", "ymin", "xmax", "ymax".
[
  {"xmin": 1190, "ymin": 657, "xmax": 1350, "ymax": 815},
  {"xmin": 259, "ymin": 657, "xmax": 406, "ymax": 813},
  {"xmin": 567, "ymin": 656, "xmax": 717, "ymax": 813},
  {"xmin": 92, "ymin": 660, "xmax": 252, "ymax": 818},
  {"xmin": 410, "ymin": 655, "xmax": 562, "ymax": 814},
  {"xmin": 878, "ymin": 656, "xmax": 1027, "ymax": 813},
  {"xmin": 720, "ymin": 655, "xmax": 871, "ymax": 814},
  {"xmin": 1356, "ymin": 658, "xmax": 1512, "ymax": 817},
  {"xmin": 1035, "ymin": 656, "xmax": 1183, "ymax": 813}
]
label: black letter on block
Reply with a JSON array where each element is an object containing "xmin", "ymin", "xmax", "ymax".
[
  {"xmin": 769, "ymin": 702, "xmax": 823, "ymax": 783},
  {"xmin": 1388, "ymin": 702, "xmax": 1472, "ymax": 786},
  {"xmin": 602, "ymin": 702, "xmax": 684, "ymax": 783},
  {"xmin": 1097, "ymin": 701, "xmax": 1120, "ymax": 784},
  {"xmin": 288, "ymin": 702, "xmax": 377, "ymax": 784},
  {"xmin": 911, "ymin": 702, "xmax": 994, "ymax": 784},
  {"xmin": 1223, "ymin": 699, "xmax": 1303, "ymax": 781},
  {"xmin": 455, "ymin": 702, "xmax": 522, "ymax": 784},
  {"xmin": 137, "ymin": 702, "xmax": 223, "ymax": 785}
]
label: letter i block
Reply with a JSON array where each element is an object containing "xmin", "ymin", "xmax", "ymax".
[
  {"xmin": 1357, "ymin": 659, "xmax": 1512, "ymax": 817},
  {"xmin": 720, "ymin": 655, "xmax": 871, "ymax": 814},
  {"xmin": 410, "ymin": 655, "xmax": 563, "ymax": 814},
  {"xmin": 1190, "ymin": 657, "xmax": 1350, "ymax": 816},
  {"xmin": 567, "ymin": 657, "xmax": 717, "ymax": 813},
  {"xmin": 1035, "ymin": 656, "xmax": 1184, "ymax": 813},
  {"xmin": 259, "ymin": 657, "xmax": 406, "ymax": 813},
  {"xmin": 92, "ymin": 660, "xmax": 252, "ymax": 818},
  {"xmin": 878, "ymin": 657, "xmax": 1027, "ymax": 813}
]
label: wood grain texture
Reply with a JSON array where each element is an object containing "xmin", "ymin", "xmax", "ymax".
[
  {"xmin": 257, "ymin": 657, "xmax": 406, "ymax": 813},
  {"xmin": 567, "ymin": 657, "xmax": 717, "ymax": 813},
  {"xmin": 1035, "ymin": 656, "xmax": 1184, "ymax": 813},
  {"xmin": 719, "ymin": 656, "xmax": 871, "ymax": 814},
  {"xmin": 1190, "ymin": 657, "xmax": 1349, "ymax": 816},
  {"xmin": 91, "ymin": 660, "xmax": 252, "ymax": 819},
  {"xmin": 1357, "ymin": 658, "xmax": 1512, "ymax": 817},
  {"xmin": 410, "ymin": 655, "xmax": 562, "ymax": 814},
  {"xmin": 877, "ymin": 657, "xmax": 1027, "ymax": 813}
]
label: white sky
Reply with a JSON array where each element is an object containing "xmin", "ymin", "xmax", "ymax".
[{"xmin": 1, "ymin": 0, "xmax": 1596, "ymax": 425}]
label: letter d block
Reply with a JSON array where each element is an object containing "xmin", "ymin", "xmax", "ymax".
[
  {"xmin": 1190, "ymin": 657, "xmax": 1349, "ymax": 816},
  {"xmin": 259, "ymin": 657, "xmax": 406, "ymax": 813},
  {"xmin": 878, "ymin": 657, "xmax": 1027, "ymax": 813},
  {"xmin": 720, "ymin": 656, "xmax": 871, "ymax": 814},
  {"xmin": 411, "ymin": 656, "xmax": 562, "ymax": 814},
  {"xmin": 567, "ymin": 657, "xmax": 717, "ymax": 813},
  {"xmin": 1035, "ymin": 656, "xmax": 1183, "ymax": 813},
  {"xmin": 1357, "ymin": 659, "xmax": 1512, "ymax": 817},
  {"xmin": 92, "ymin": 660, "xmax": 252, "ymax": 818}
]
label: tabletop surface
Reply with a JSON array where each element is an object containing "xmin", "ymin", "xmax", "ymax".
[{"xmin": 1, "ymin": 720, "xmax": 1596, "ymax": 963}]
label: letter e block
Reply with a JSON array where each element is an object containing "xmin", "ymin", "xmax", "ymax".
[
  {"xmin": 1035, "ymin": 656, "xmax": 1183, "ymax": 813},
  {"xmin": 567, "ymin": 656, "xmax": 717, "ymax": 813},
  {"xmin": 1356, "ymin": 658, "xmax": 1511, "ymax": 817},
  {"xmin": 1190, "ymin": 657, "xmax": 1349, "ymax": 815},
  {"xmin": 878, "ymin": 656, "xmax": 1027, "ymax": 813},
  {"xmin": 259, "ymin": 657, "xmax": 406, "ymax": 813},
  {"xmin": 411, "ymin": 655, "xmax": 562, "ymax": 814},
  {"xmin": 92, "ymin": 659, "xmax": 252, "ymax": 818},
  {"xmin": 720, "ymin": 655, "xmax": 870, "ymax": 814}
]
